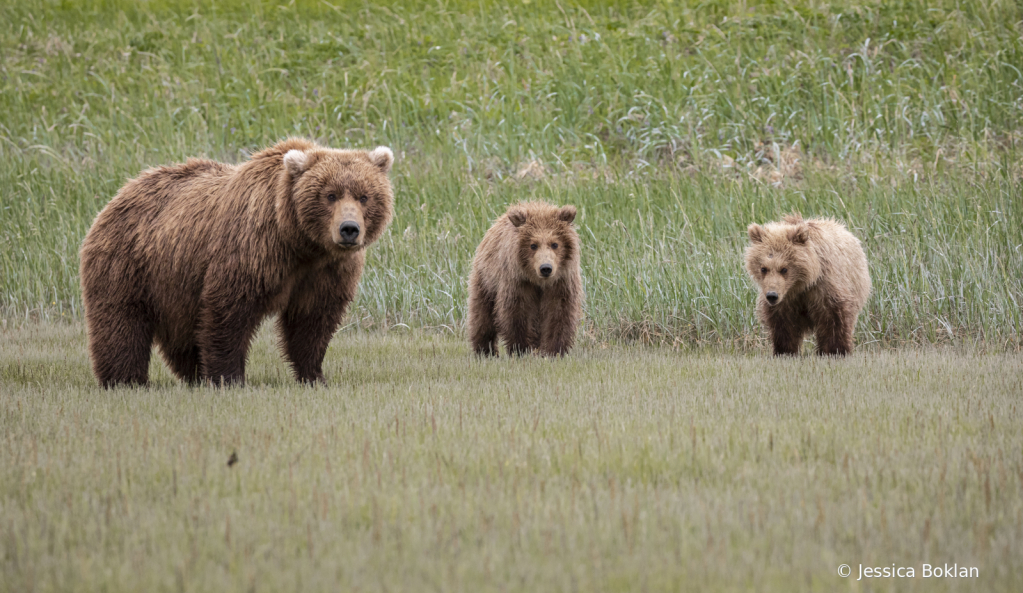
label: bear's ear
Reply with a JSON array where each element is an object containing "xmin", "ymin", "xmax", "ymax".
[
  {"xmin": 507, "ymin": 208, "xmax": 527, "ymax": 227},
  {"xmin": 368, "ymin": 146, "xmax": 394, "ymax": 173},
  {"xmin": 788, "ymin": 223, "xmax": 809, "ymax": 245},
  {"xmin": 747, "ymin": 223, "xmax": 764, "ymax": 244},
  {"xmin": 284, "ymin": 150, "xmax": 311, "ymax": 178},
  {"xmin": 558, "ymin": 205, "xmax": 577, "ymax": 224}
]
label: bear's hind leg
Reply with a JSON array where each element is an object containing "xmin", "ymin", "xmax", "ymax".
[
  {"xmin": 196, "ymin": 291, "xmax": 263, "ymax": 386},
  {"xmin": 158, "ymin": 341, "xmax": 201, "ymax": 385},
  {"xmin": 812, "ymin": 306, "xmax": 855, "ymax": 356},
  {"xmin": 86, "ymin": 303, "xmax": 154, "ymax": 387},
  {"xmin": 468, "ymin": 288, "xmax": 499, "ymax": 356}
]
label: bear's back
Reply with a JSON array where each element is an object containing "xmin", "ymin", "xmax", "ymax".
[
  {"xmin": 88, "ymin": 158, "xmax": 235, "ymax": 236},
  {"xmin": 801, "ymin": 217, "xmax": 870, "ymax": 306},
  {"xmin": 470, "ymin": 214, "xmax": 517, "ymax": 287},
  {"xmin": 81, "ymin": 157, "xmax": 241, "ymax": 298}
]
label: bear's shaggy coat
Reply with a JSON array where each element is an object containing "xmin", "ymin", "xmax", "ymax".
[
  {"xmin": 745, "ymin": 213, "xmax": 871, "ymax": 356},
  {"xmin": 468, "ymin": 202, "xmax": 583, "ymax": 357},
  {"xmin": 80, "ymin": 138, "xmax": 395, "ymax": 387}
]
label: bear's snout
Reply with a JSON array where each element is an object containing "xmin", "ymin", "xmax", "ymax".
[
  {"xmin": 765, "ymin": 291, "xmax": 779, "ymax": 305},
  {"xmin": 338, "ymin": 221, "xmax": 361, "ymax": 245},
  {"xmin": 539, "ymin": 264, "xmax": 553, "ymax": 278}
]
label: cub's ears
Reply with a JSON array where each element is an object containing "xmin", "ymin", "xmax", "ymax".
[
  {"xmin": 508, "ymin": 207, "xmax": 527, "ymax": 227},
  {"xmin": 284, "ymin": 149, "xmax": 314, "ymax": 178},
  {"xmin": 747, "ymin": 223, "xmax": 764, "ymax": 244},
  {"xmin": 787, "ymin": 223, "xmax": 809, "ymax": 245},
  {"xmin": 368, "ymin": 146, "xmax": 394, "ymax": 173},
  {"xmin": 558, "ymin": 205, "xmax": 577, "ymax": 223}
]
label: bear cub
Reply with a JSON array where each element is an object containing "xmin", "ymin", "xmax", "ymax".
[
  {"xmin": 468, "ymin": 201, "xmax": 583, "ymax": 357},
  {"xmin": 745, "ymin": 213, "xmax": 871, "ymax": 356},
  {"xmin": 80, "ymin": 138, "xmax": 395, "ymax": 387}
]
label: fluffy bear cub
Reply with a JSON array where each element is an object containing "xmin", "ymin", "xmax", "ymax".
[
  {"xmin": 468, "ymin": 201, "xmax": 583, "ymax": 357},
  {"xmin": 80, "ymin": 138, "xmax": 395, "ymax": 387},
  {"xmin": 745, "ymin": 213, "xmax": 871, "ymax": 356}
]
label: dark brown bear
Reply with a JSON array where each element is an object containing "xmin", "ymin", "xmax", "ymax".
[
  {"xmin": 80, "ymin": 138, "xmax": 395, "ymax": 387},
  {"xmin": 467, "ymin": 201, "xmax": 583, "ymax": 357}
]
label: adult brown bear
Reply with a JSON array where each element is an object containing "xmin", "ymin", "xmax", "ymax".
[{"xmin": 80, "ymin": 138, "xmax": 395, "ymax": 387}]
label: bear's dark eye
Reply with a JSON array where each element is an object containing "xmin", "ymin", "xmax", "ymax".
[
  {"xmin": 780, "ymin": 268, "xmax": 788, "ymax": 275},
  {"xmin": 327, "ymin": 193, "xmax": 337, "ymax": 202},
  {"xmin": 551, "ymin": 242, "xmax": 558, "ymax": 249},
  {"xmin": 530, "ymin": 243, "xmax": 538, "ymax": 250},
  {"xmin": 359, "ymin": 195, "xmax": 368, "ymax": 204},
  {"xmin": 760, "ymin": 267, "xmax": 767, "ymax": 274}
]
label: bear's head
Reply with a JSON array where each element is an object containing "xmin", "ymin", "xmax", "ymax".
[
  {"xmin": 745, "ymin": 213, "xmax": 822, "ymax": 307},
  {"xmin": 507, "ymin": 202, "xmax": 579, "ymax": 284},
  {"xmin": 282, "ymin": 142, "xmax": 394, "ymax": 251}
]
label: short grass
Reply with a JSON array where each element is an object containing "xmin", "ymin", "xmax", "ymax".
[
  {"xmin": 1, "ymin": 0, "xmax": 1021, "ymax": 345},
  {"xmin": 2, "ymin": 3, "xmax": 1022, "ymax": 590},
  {"xmin": 2, "ymin": 322, "xmax": 1022, "ymax": 592}
]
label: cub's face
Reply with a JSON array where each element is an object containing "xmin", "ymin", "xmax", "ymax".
[
  {"xmin": 745, "ymin": 222, "xmax": 809, "ymax": 306},
  {"xmin": 508, "ymin": 204, "xmax": 578, "ymax": 284},
  {"xmin": 284, "ymin": 146, "xmax": 394, "ymax": 250}
]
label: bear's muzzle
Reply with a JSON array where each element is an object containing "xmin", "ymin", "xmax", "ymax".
[{"xmin": 338, "ymin": 221, "xmax": 361, "ymax": 245}]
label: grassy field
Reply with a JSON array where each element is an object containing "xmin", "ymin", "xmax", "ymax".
[
  {"xmin": 2, "ymin": 322, "xmax": 1022, "ymax": 592},
  {"xmin": 2, "ymin": 1, "xmax": 1023, "ymax": 591},
  {"xmin": 1, "ymin": 0, "xmax": 1021, "ymax": 345}
]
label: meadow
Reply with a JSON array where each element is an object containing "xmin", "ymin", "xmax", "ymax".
[
  {"xmin": 1, "ymin": 0, "xmax": 1020, "ymax": 344},
  {"xmin": 2, "ymin": 324, "xmax": 1022, "ymax": 592},
  {"xmin": 1, "ymin": 0, "xmax": 1022, "ymax": 591}
]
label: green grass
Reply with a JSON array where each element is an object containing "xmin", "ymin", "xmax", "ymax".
[
  {"xmin": 2, "ymin": 322, "xmax": 1022, "ymax": 592},
  {"xmin": 1, "ymin": 0, "xmax": 1021, "ymax": 346},
  {"xmin": 3, "ymin": 3, "xmax": 1023, "ymax": 592}
]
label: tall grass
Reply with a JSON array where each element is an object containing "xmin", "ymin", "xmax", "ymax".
[{"xmin": 1, "ymin": 0, "xmax": 1021, "ymax": 345}]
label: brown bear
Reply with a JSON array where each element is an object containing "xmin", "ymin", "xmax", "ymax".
[
  {"xmin": 80, "ymin": 138, "xmax": 395, "ymax": 387},
  {"xmin": 745, "ymin": 213, "xmax": 871, "ymax": 356},
  {"xmin": 467, "ymin": 201, "xmax": 583, "ymax": 357}
]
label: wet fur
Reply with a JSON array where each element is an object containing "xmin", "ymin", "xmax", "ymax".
[
  {"xmin": 745, "ymin": 213, "xmax": 871, "ymax": 356},
  {"xmin": 80, "ymin": 138, "xmax": 395, "ymax": 387},
  {"xmin": 468, "ymin": 201, "xmax": 583, "ymax": 357}
]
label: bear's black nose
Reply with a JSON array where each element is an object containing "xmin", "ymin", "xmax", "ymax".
[
  {"xmin": 766, "ymin": 291, "xmax": 779, "ymax": 304},
  {"xmin": 539, "ymin": 264, "xmax": 553, "ymax": 277},
  {"xmin": 339, "ymin": 221, "xmax": 360, "ymax": 244}
]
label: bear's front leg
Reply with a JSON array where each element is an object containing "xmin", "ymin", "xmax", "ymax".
[
  {"xmin": 197, "ymin": 280, "xmax": 264, "ymax": 386},
  {"xmin": 278, "ymin": 261, "xmax": 360, "ymax": 384},
  {"xmin": 538, "ymin": 289, "xmax": 579, "ymax": 356},
  {"xmin": 769, "ymin": 324, "xmax": 805, "ymax": 356},
  {"xmin": 277, "ymin": 307, "xmax": 344, "ymax": 384},
  {"xmin": 761, "ymin": 300, "xmax": 808, "ymax": 356},
  {"xmin": 496, "ymin": 283, "xmax": 541, "ymax": 356}
]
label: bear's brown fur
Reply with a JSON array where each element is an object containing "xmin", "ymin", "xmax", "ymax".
[
  {"xmin": 80, "ymin": 138, "xmax": 395, "ymax": 387},
  {"xmin": 467, "ymin": 201, "xmax": 583, "ymax": 357},
  {"xmin": 745, "ymin": 213, "xmax": 871, "ymax": 356}
]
